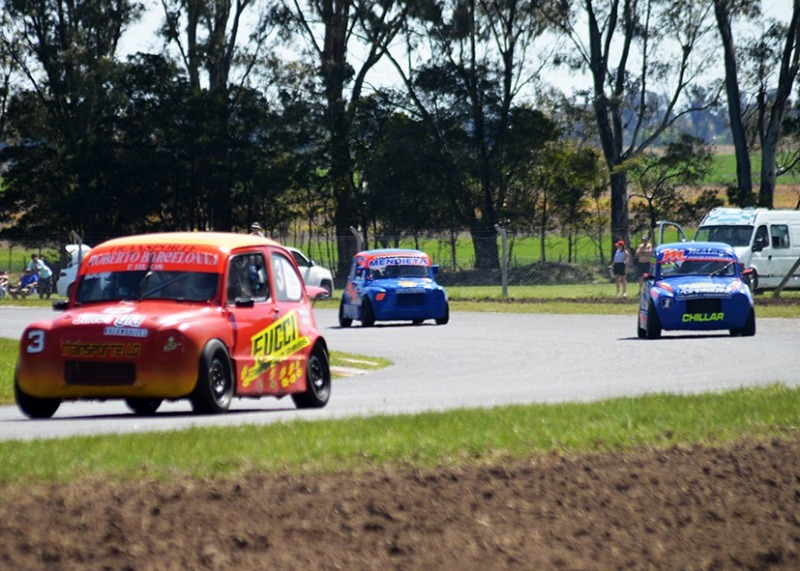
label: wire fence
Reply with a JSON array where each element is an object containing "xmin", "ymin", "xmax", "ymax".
[{"xmin": 0, "ymin": 228, "xmax": 626, "ymax": 297}]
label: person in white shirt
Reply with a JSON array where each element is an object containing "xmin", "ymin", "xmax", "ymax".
[{"xmin": 27, "ymin": 254, "xmax": 53, "ymax": 299}]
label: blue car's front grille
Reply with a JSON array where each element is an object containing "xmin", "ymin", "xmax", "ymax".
[
  {"xmin": 685, "ymin": 298, "xmax": 722, "ymax": 314},
  {"xmin": 396, "ymin": 293, "xmax": 425, "ymax": 307}
]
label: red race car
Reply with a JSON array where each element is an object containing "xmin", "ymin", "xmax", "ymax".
[{"xmin": 15, "ymin": 232, "xmax": 331, "ymax": 418}]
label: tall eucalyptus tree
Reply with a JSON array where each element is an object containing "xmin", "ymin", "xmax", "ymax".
[
  {"xmin": 282, "ymin": 0, "xmax": 413, "ymax": 279},
  {"xmin": 157, "ymin": 0, "xmax": 281, "ymax": 230},
  {"xmin": 385, "ymin": 0, "xmax": 558, "ymax": 268},
  {"xmin": 546, "ymin": 0, "xmax": 718, "ymax": 247}
]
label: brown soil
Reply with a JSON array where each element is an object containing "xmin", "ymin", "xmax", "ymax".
[{"xmin": 1, "ymin": 437, "xmax": 799, "ymax": 570}]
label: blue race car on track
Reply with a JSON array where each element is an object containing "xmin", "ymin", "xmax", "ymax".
[
  {"xmin": 638, "ymin": 242, "xmax": 756, "ymax": 339},
  {"xmin": 339, "ymin": 248, "xmax": 449, "ymax": 327}
]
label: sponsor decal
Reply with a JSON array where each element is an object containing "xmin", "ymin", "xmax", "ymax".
[
  {"xmin": 104, "ymin": 327, "xmax": 148, "ymax": 338},
  {"xmin": 74, "ymin": 313, "xmax": 145, "ymax": 326},
  {"xmin": 677, "ymin": 283, "xmax": 731, "ymax": 300},
  {"xmin": 368, "ymin": 256, "xmax": 428, "ymax": 268},
  {"xmin": 241, "ymin": 311, "xmax": 310, "ymax": 387},
  {"xmin": 60, "ymin": 342, "xmax": 141, "ymax": 358},
  {"xmin": 86, "ymin": 244, "xmax": 221, "ymax": 272},
  {"xmin": 682, "ymin": 312, "xmax": 725, "ymax": 323}
]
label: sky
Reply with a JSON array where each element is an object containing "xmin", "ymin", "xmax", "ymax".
[{"xmin": 120, "ymin": 0, "xmax": 794, "ymax": 96}]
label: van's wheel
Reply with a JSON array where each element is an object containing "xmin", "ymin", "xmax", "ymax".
[
  {"xmin": 125, "ymin": 398, "xmax": 163, "ymax": 415},
  {"xmin": 361, "ymin": 298, "xmax": 375, "ymax": 327},
  {"xmin": 320, "ymin": 281, "xmax": 333, "ymax": 299},
  {"xmin": 292, "ymin": 346, "xmax": 331, "ymax": 409},
  {"xmin": 748, "ymin": 270, "xmax": 760, "ymax": 293},
  {"xmin": 190, "ymin": 340, "xmax": 233, "ymax": 414},
  {"xmin": 15, "ymin": 376, "xmax": 60, "ymax": 419}
]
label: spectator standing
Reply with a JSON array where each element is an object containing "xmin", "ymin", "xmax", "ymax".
[
  {"xmin": 250, "ymin": 223, "xmax": 265, "ymax": 237},
  {"xmin": 28, "ymin": 254, "xmax": 54, "ymax": 299},
  {"xmin": 610, "ymin": 240, "xmax": 630, "ymax": 298},
  {"xmin": 0, "ymin": 269, "xmax": 8, "ymax": 299},
  {"xmin": 634, "ymin": 235, "xmax": 653, "ymax": 295}
]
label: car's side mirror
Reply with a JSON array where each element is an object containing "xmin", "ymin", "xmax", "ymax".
[
  {"xmin": 52, "ymin": 300, "xmax": 68, "ymax": 311},
  {"xmin": 431, "ymin": 265, "xmax": 440, "ymax": 275},
  {"xmin": 642, "ymin": 272, "xmax": 653, "ymax": 281},
  {"xmin": 742, "ymin": 267, "xmax": 754, "ymax": 276}
]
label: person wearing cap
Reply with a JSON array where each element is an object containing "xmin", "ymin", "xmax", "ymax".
[
  {"xmin": 634, "ymin": 234, "xmax": 653, "ymax": 295},
  {"xmin": 250, "ymin": 222, "xmax": 265, "ymax": 237},
  {"xmin": 609, "ymin": 239, "xmax": 630, "ymax": 298}
]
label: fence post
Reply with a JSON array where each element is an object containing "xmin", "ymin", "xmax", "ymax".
[
  {"xmin": 495, "ymin": 225, "xmax": 508, "ymax": 299},
  {"xmin": 349, "ymin": 226, "xmax": 362, "ymax": 252}
]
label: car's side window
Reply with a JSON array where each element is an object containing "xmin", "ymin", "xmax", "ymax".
[
  {"xmin": 227, "ymin": 253, "xmax": 268, "ymax": 303},
  {"xmin": 754, "ymin": 225, "xmax": 769, "ymax": 249},
  {"xmin": 770, "ymin": 224, "xmax": 790, "ymax": 249},
  {"xmin": 271, "ymin": 253, "xmax": 304, "ymax": 301},
  {"xmin": 291, "ymin": 250, "xmax": 309, "ymax": 269}
]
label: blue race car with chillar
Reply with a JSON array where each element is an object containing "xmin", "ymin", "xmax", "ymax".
[{"xmin": 638, "ymin": 242, "xmax": 755, "ymax": 339}]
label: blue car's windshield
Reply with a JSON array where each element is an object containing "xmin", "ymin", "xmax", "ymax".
[
  {"xmin": 371, "ymin": 265, "xmax": 429, "ymax": 279},
  {"xmin": 76, "ymin": 270, "xmax": 219, "ymax": 303},
  {"xmin": 659, "ymin": 259, "xmax": 737, "ymax": 278}
]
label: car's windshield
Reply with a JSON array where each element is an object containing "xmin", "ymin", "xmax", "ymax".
[
  {"xmin": 659, "ymin": 259, "xmax": 737, "ymax": 278},
  {"xmin": 694, "ymin": 225, "xmax": 753, "ymax": 247},
  {"xmin": 76, "ymin": 270, "xmax": 219, "ymax": 303},
  {"xmin": 371, "ymin": 265, "xmax": 429, "ymax": 279}
]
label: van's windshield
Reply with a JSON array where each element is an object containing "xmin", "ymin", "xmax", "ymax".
[{"xmin": 694, "ymin": 225, "xmax": 753, "ymax": 247}]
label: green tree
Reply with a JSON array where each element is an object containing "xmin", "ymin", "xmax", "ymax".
[
  {"xmin": 547, "ymin": 0, "xmax": 718, "ymax": 249},
  {"xmin": 0, "ymin": 0, "xmax": 144, "ymax": 237},
  {"xmin": 387, "ymin": 0, "xmax": 558, "ymax": 268},
  {"xmin": 283, "ymin": 0, "xmax": 412, "ymax": 279},
  {"xmin": 625, "ymin": 134, "xmax": 717, "ymax": 232}
]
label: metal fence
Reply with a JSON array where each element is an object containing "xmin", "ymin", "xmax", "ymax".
[{"xmin": 1, "ymin": 228, "xmax": 622, "ymax": 297}]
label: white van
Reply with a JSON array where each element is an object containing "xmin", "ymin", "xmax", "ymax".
[{"xmin": 694, "ymin": 207, "xmax": 800, "ymax": 291}]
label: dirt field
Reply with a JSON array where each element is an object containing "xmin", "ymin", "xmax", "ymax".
[{"xmin": 1, "ymin": 436, "xmax": 798, "ymax": 570}]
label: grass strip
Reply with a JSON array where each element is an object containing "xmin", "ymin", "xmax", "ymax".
[{"xmin": 0, "ymin": 383, "xmax": 796, "ymax": 487}]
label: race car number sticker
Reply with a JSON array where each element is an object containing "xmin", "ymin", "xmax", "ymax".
[{"xmin": 241, "ymin": 311, "xmax": 310, "ymax": 387}]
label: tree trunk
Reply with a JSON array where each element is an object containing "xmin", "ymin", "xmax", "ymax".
[
  {"xmin": 471, "ymin": 226, "xmax": 499, "ymax": 270},
  {"xmin": 714, "ymin": 0, "xmax": 753, "ymax": 206}
]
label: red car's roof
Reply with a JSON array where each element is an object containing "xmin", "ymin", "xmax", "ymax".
[{"xmin": 84, "ymin": 232, "xmax": 281, "ymax": 273}]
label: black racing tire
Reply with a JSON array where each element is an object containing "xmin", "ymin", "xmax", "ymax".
[
  {"xmin": 435, "ymin": 303, "xmax": 450, "ymax": 325},
  {"xmin": 645, "ymin": 300, "xmax": 661, "ymax": 339},
  {"xmin": 15, "ymin": 376, "xmax": 60, "ymax": 419},
  {"xmin": 361, "ymin": 298, "xmax": 375, "ymax": 327},
  {"xmin": 190, "ymin": 340, "xmax": 234, "ymax": 414},
  {"xmin": 291, "ymin": 346, "xmax": 331, "ymax": 409},
  {"xmin": 125, "ymin": 398, "xmax": 163, "ymax": 416},
  {"xmin": 732, "ymin": 308, "xmax": 757, "ymax": 337},
  {"xmin": 637, "ymin": 323, "xmax": 646, "ymax": 339},
  {"xmin": 338, "ymin": 299, "xmax": 352, "ymax": 328}
]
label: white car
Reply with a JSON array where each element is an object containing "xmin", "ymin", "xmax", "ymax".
[
  {"xmin": 56, "ymin": 243, "xmax": 91, "ymax": 297},
  {"xmin": 287, "ymin": 247, "xmax": 334, "ymax": 298}
]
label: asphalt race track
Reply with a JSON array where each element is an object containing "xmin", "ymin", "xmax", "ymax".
[{"xmin": 1, "ymin": 306, "xmax": 798, "ymax": 441}]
